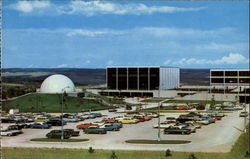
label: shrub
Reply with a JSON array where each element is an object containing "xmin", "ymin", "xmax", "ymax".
[
  {"xmin": 188, "ymin": 153, "xmax": 197, "ymax": 159},
  {"xmin": 165, "ymin": 149, "xmax": 172, "ymax": 157},
  {"xmin": 111, "ymin": 151, "xmax": 117, "ymax": 159},
  {"xmin": 88, "ymin": 147, "xmax": 94, "ymax": 153}
]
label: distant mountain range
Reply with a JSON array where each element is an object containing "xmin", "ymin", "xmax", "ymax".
[{"xmin": 2, "ymin": 68, "xmax": 210, "ymax": 86}]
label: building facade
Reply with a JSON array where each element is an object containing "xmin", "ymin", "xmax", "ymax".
[
  {"xmin": 107, "ymin": 66, "xmax": 179, "ymax": 90},
  {"xmin": 210, "ymin": 69, "xmax": 250, "ymax": 86}
]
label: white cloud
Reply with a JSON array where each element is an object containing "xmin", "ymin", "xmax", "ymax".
[
  {"xmin": 9, "ymin": 1, "xmax": 205, "ymax": 15},
  {"xmin": 166, "ymin": 53, "xmax": 249, "ymax": 66},
  {"xmin": 213, "ymin": 53, "xmax": 249, "ymax": 64},
  {"xmin": 63, "ymin": 1, "xmax": 205, "ymax": 16},
  {"xmin": 57, "ymin": 64, "xmax": 68, "ymax": 68},
  {"xmin": 11, "ymin": 1, "xmax": 50, "ymax": 13},
  {"xmin": 66, "ymin": 29, "xmax": 122, "ymax": 37}
]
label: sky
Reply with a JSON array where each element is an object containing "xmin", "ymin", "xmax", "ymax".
[{"xmin": 2, "ymin": 0, "xmax": 249, "ymax": 69}]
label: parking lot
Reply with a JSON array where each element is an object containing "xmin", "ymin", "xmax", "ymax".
[{"xmin": 1, "ymin": 104, "xmax": 249, "ymax": 152}]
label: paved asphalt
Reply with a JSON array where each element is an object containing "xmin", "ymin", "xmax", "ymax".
[{"xmin": 1, "ymin": 104, "xmax": 249, "ymax": 152}]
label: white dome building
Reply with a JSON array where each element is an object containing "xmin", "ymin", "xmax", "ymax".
[{"xmin": 40, "ymin": 74, "xmax": 76, "ymax": 94}]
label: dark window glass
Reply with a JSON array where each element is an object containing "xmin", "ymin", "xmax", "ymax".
[
  {"xmin": 239, "ymin": 71, "xmax": 250, "ymax": 76},
  {"xmin": 225, "ymin": 78, "xmax": 238, "ymax": 83},
  {"xmin": 225, "ymin": 71, "xmax": 237, "ymax": 76},
  {"xmin": 211, "ymin": 78, "xmax": 224, "ymax": 83},
  {"xmin": 239, "ymin": 78, "xmax": 250, "ymax": 83},
  {"xmin": 211, "ymin": 71, "xmax": 224, "ymax": 76},
  {"xmin": 150, "ymin": 68, "xmax": 159, "ymax": 90},
  {"xmin": 139, "ymin": 68, "xmax": 148, "ymax": 90},
  {"xmin": 128, "ymin": 68, "xmax": 138, "ymax": 90},
  {"xmin": 107, "ymin": 68, "xmax": 116, "ymax": 89},
  {"xmin": 118, "ymin": 68, "xmax": 127, "ymax": 90}
]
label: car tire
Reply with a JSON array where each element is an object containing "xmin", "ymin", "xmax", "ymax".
[{"xmin": 181, "ymin": 132, "xmax": 185, "ymax": 135}]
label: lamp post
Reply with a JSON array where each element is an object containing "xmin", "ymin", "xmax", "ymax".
[{"xmin": 61, "ymin": 86, "xmax": 70, "ymax": 140}]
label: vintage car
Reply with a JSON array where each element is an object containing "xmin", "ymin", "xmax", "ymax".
[
  {"xmin": 195, "ymin": 118, "xmax": 210, "ymax": 125},
  {"xmin": 108, "ymin": 109, "xmax": 117, "ymax": 112},
  {"xmin": 47, "ymin": 118, "xmax": 67, "ymax": 126},
  {"xmin": 63, "ymin": 116, "xmax": 79, "ymax": 122},
  {"xmin": 76, "ymin": 123, "xmax": 98, "ymax": 129},
  {"xmin": 153, "ymin": 121, "xmax": 176, "ymax": 129},
  {"xmin": 102, "ymin": 118, "xmax": 120, "ymax": 123},
  {"xmin": 164, "ymin": 125, "xmax": 192, "ymax": 135},
  {"xmin": 84, "ymin": 126, "xmax": 107, "ymax": 134},
  {"xmin": 99, "ymin": 123, "xmax": 120, "ymax": 131},
  {"xmin": 30, "ymin": 123, "xmax": 51, "ymax": 129},
  {"xmin": 64, "ymin": 129, "xmax": 80, "ymax": 136},
  {"xmin": 0, "ymin": 130, "xmax": 18, "ymax": 136},
  {"xmin": 118, "ymin": 118, "xmax": 139, "ymax": 124},
  {"xmin": 239, "ymin": 111, "xmax": 248, "ymax": 117},
  {"xmin": 46, "ymin": 130, "xmax": 71, "ymax": 139}
]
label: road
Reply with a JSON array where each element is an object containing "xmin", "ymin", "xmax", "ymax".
[{"xmin": 1, "ymin": 104, "xmax": 249, "ymax": 152}]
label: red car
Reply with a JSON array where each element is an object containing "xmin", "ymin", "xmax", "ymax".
[
  {"xmin": 208, "ymin": 114, "xmax": 222, "ymax": 120},
  {"xmin": 175, "ymin": 106, "xmax": 187, "ymax": 110},
  {"xmin": 133, "ymin": 116, "xmax": 145, "ymax": 122},
  {"xmin": 102, "ymin": 119, "xmax": 120, "ymax": 123},
  {"xmin": 76, "ymin": 123, "xmax": 98, "ymax": 129},
  {"xmin": 143, "ymin": 115, "xmax": 152, "ymax": 121}
]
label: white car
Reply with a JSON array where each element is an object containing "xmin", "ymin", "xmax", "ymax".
[
  {"xmin": 195, "ymin": 118, "xmax": 209, "ymax": 125},
  {"xmin": 0, "ymin": 130, "xmax": 17, "ymax": 136},
  {"xmin": 153, "ymin": 121, "xmax": 175, "ymax": 129}
]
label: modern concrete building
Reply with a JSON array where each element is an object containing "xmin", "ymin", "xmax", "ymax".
[
  {"xmin": 210, "ymin": 69, "xmax": 250, "ymax": 86},
  {"xmin": 210, "ymin": 69, "xmax": 250, "ymax": 103},
  {"xmin": 100, "ymin": 66, "xmax": 179, "ymax": 97},
  {"xmin": 107, "ymin": 66, "xmax": 180, "ymax": 90}
]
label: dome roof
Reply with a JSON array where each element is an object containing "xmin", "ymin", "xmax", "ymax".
[{"xmin": 40, "ymin": 74, "xmax": 75, "ymax": 93}]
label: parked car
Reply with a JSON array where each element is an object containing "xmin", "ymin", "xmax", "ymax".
[
  {"xmin": 133, "ymin": 115, "xmax": 145, "ymax": 122},
  {"xmin": 164, "ymin": 125, "xmax": 192, "ymax": 135},
  {"xmin": 90, "ymin": 113, "xmax": 103, "ymax": 117},
  {"xmin": 76, "ymin": 123, "xmax": 98, "ymax": 129},
  {"xmin": 1, "ymin": 117, "xmax": 15, "ymax": 123},
  {"xmin": 46, "ymin": 130, "xmax": 71, "ymax": 139},
  {"xmin": 185, "ymin": 121, "xmax": 202, "ymax": 129},
  {"xmin": 99, "ymin": 123, "xmax": 120, "ymax": 131},
  {"xmin": 34, "ymin": 117, "xmax": 49, "ymax": 123},
  {"xmin": 31, "ymin": 123, "xmax": 51, "ymax": 129},
  {"xmin": 102, "ymin": 118, "xmax": 120, "ymax": 123},
  {"xmin": 118, "ymin": 118, "xmax": 139, "ymax": 124},
  {"xmin": 84, "ymin": 126, "xmax": 107, "ymax": 134},
  {"xmin": 175, "ymin": 106, "xmax": 188, "ymax": 110},
  {"xmin": 201, "ymin": 115, "xmax": 216, "ymax": 123},
  {"xmin": 63, "ymin": 117, "xmax": 79, "ymax": 122},
  {"xmin": 239, "ymin": 111, "xmax": 248, "ymax": 117},
  {"xmin": 47, "ymin": 118, "xmax": 66, "ymax": 126},
  {"xmin": 208, "ymin": 113, "xmax": 222, "ymax": 120},
  {"xmin": 195, "ymin": 118, "xmax": 210, "ymax": 125},
  {"xmin": 64, "ymin": 129, "xmax": 80, "ymax": 136},
  {"xmin": 176, "ymin": 123, "xmax": 196, "ymax": 133},
  {"xmin": 0, "ymin": 130, "xmax": 18, "ymax": 136},
  {"xmin": 108, "ymin": 109, "xmax": 117, "ymax": 112},
  {"xmin": 153, "ymin": 121, "xmax": 176, "ymax": 129}
]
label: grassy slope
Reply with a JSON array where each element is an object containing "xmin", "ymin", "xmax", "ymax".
[
  {"xmin": 3, "ymin": 93, "xmax": 114, "ymax": 113},
  {"xmin": 2, "ymin": 126, "xmax": 249, "ymax": 159}
]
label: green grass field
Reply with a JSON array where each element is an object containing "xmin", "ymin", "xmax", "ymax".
[
  {"xmin": 2, "ymin": 126, "xmax": 249, "ymax": 159},
  {"xmin": 30, "ymin": 138, "xmax": 89, "ymax": 142},
  {"xmin": 3, "ymin": 93, "xmax": 114, "ymax": 113}
]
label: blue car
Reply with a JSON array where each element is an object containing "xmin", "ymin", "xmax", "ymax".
[
  {"xmin": 201, "ymin": 115, "xmax": 216, "ymax": 123},
  {"xmin": 31, "ymin": 123, "xmax": 52, "ymax": 129},
  {"xmin": 100, "ymin": 123, "xmax": 120, "ymax": 131}
]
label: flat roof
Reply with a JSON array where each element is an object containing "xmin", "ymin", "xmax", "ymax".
[
  {"xmin": 210, "ymin": 69, "xmax": 249, "ymax": 71},
  {"xmin": 106, "ymin": 66, "xmax": 179, "ymax": 68}
]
